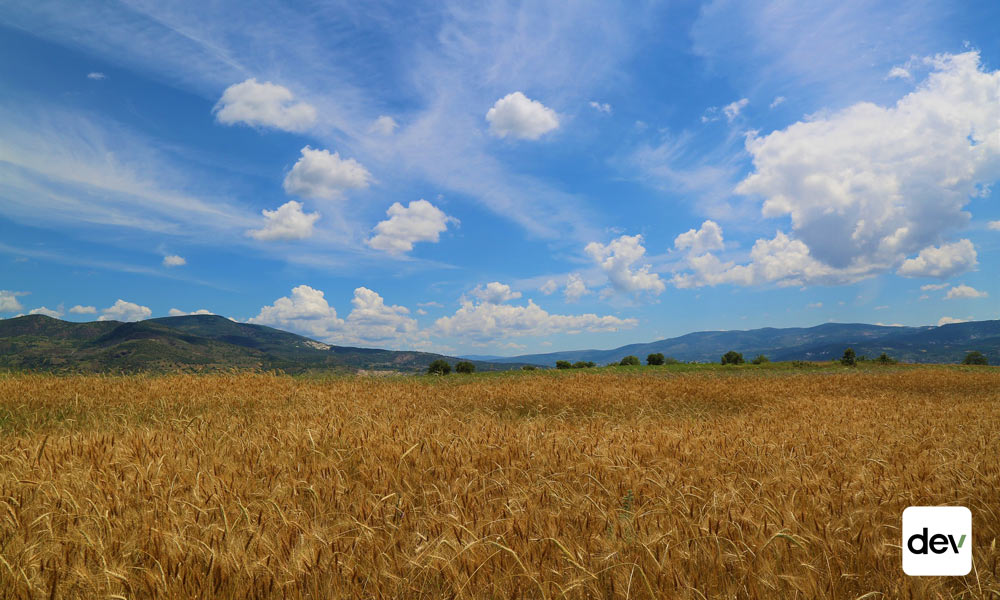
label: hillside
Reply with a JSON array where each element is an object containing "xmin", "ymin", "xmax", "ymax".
[
  {"xmin": 0, "ymin": 315, "xmax": 525, "ymax": 373},
  {"xmin": 481, "ymin": 321, "xmax": 999, "ymax": 366}
]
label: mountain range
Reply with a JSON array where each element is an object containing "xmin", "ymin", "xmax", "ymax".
[
  {"xmin": 0, "ymin": 314, "xmax": 528, "ymax": 373},
  {"xmin": 464, "ymin": 321, "xmax": 1000, "ymax": 366},
  {"xmin": 2, "ymin": 315, "xmax": 997, "ymax": 373}
]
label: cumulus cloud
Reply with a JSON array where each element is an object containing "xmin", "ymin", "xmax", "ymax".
[
  {"xmin": 988, "ymin": 221, "xmax": 1000, "ymax": 231},
  {"xmin": 471, "ymin": 282, "xmax": 522, "ymax": 304},
  {"xmin": 213, "ymin": 78, "xmax": 316, "ymax": 133},
  {"xmin": 585, "ymin": 235, "xmax": 665, "ymax": 295},
  {"xmin": 366, "ymin": 199, "xmax": 457, "ymax": 254},
  {"xmin": 539, "ymin": 279, "xmax": 558, "ymax": 295},
  {"xmin": 250, "ymin": 285, "xmax": 342, "ymax": 337},
  {"xmin": 69, "ymin": 305, "xmax": 97, "ymax": 314},
  {"xmin": 674, "ymin": 220, "xmax": 725, "ymax": 255},
  {"xmin": 563, "ymin": 273, "xmax": 589, "ymax": 303},
  {"xmin": 0, "ymin": 290, "xmax": 26, "ymax": 313},
  {"xmin": 433, "ymin": 296, "xmax": 636, "ymax": 342},
  {"xmin": 168, "ymin": 308, "xmax": 213, "ymax": 316},
  {"xmin": 162, "ymin": 254, "xmax": 186, "ymax": 267},
  {"xmin": 98, "ymin": 299, "xmax": 152, "ymax": 322},
  {"xmin": 486, "ymin": 92, "xmax": 559, "ymax": 140},
  {"xmin": 886, "ymin": 66, "xmax": 912, "ymax": 80},
  {"xmin": 672, "ymin": 229, "xmax": 883, "ymax": 289},
  {"xmin": 370, "ymin": 115, "xmax": 398, "ymax": 135},
  {"xmin": 29, "ymin": 306, "xmax": 63, "ymax": 318},
  {"xmin": 283, "ymin": 146, "xmax": 372, "ymax": 200},
  {"xmin": 249, "ymin": 285, "xmax": 417, "ymax": 346},
  {"xmin": 897, "ymin": 240, "xmax": 978, "ymax": 279},
  {"xmin": 734, "ymin": 52, "xmax": 998, "ymax": 281},
  {"xmin": 589, "ymin": 101, "xmax": 612, "ymax": 114},
  {"xmin": 769, "ymin": 96, "xmax": 786, "ymax": 109},
  {"xmin": 938, "ymin": 316, "xmax": 970, "ymax": 326},
  {"xmin": 337, "ymin": 287, "xmax": 418, "ymax": 344},
  {"xmin": 86, "ymin": 72, "xmax": 106, "ymax": 80},
  {"xmin": 920, "ymin": 283, "xmax": 949, "ymax": 291},
  {"xmin": 246, "ymin": 200, "xmax": 320, "ymax": 241},
  {"xmin": 723, "ymin": 98, "xmax": 748, "ymax": 121},
  {"xmin": 945, "ymin": 285, "xmax": 988, "ymax": 300}
]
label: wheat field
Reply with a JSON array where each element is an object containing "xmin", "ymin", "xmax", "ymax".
[{"xmin": 0, "ymin": 367, "xmax": 997, "ymax": 599}]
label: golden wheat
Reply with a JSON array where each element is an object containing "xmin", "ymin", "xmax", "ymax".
[{"xmin": 0, "ymin": 368, "xmax": 997, "ymax": 598}]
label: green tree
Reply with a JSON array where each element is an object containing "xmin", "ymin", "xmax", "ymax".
[
  {"xmin": 521, "ymin": 365, "xmax": 537, "ymax": 371},
  {"xmin": 427, "ymin": 359, "xmax": 451, "ymax": 375},
  {"xmin": 962, "ymin": 351, "xmax": 989, "ymax": 365},
  {"xmin": 876, "ymin": 352, "xmax": 896, "ymax": 365},
  {"xmin": 840, "ymin": 347, "xmax": 857, "ymax": 366},
  {"xmin": 619, "ymin": 355, "xmax": 640, "ymax": 366},
  {"xmin": 555, "ymin": 360, "xmax": 572, "ymax": 369},
  {"xmin": 455, "ymin": 361, "xmax": 475, "ymax": 374},
  {"xmin": 751, "ymin": 354, "xmax": 769, "ymax": 365},
  {"xmin": 721, "ymin": 351, "xmax": 744, "ymax": 365},
  {"xmin": 647, "ymin": 353, "xmax": 665, "ymax": 365},
  {"xmin": 572, "ymin": 361, "xmax": 595, "ymax": 368}
]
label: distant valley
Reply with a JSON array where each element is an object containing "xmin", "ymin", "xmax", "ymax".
[
  {"xmin": 2, "ymin": 315, "xmax": 997, "ymax": 373},
  {"xmin": 0, "ymin": 314, "xmax": 528, "ymax": 373},
  {"xmin": 463, "ymin": 321, "xmax": 1000, "ymax": 366}
]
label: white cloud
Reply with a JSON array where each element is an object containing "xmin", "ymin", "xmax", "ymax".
[
  {"xmin": 433, "ymin": 296, "xmax": 636, "ymax": 342},
  {"xmin": 672, "ymin": 229, "xmax": 880, "ymax": 288},
  {"xmin": 723, "ymin": 98, "xmax": 748, "ymax": 122},
  {"xmin": 366, "ymin": 199, "xmax": 457, "ymax": 254},
  {"xmin": 0, "ymin": 290, "xmax": 26, "ymax": 313},
  {"xmin": 920, "ymin": 283, "xmax": 949, "ymax": 291},
  {"xmin": 250, "ymin": 285, "xmax": 343, "ymax": 338},
  {"xmin": 471, "ymin": 282, "xmax": 522, "ymax": 304},
  {"xmin": 886, "ymin": 66, "xmax": 912, "ymax": 80},
  {"xmin": 938, "ymin": 316, "xmax": 970, "ymax": 326},
  {"xmin": 417, "ymin": 301, "xmax": 443, "ymax": 308},
  {"xmin": 539, "ymin": 279, "xmax": 558, "ymax": 295},
  {"xmin": 29, "ymin": 306, "xmax": 63, "ymax": 318},
  {"xmin": 563, "ymin": 273, "xmax": 589, "ymax": 303},
  {"xmin": 897, "ymin": 240, "xmax": 978, "ymax": 279},
  {"xmin": 213, "ymin": 78, "xmax": 316, "ymax": 133},
  {"xmin": 246, "ymin": 200, "xmax": 320, "ymax": 241},
  {"xmin": 674, "ymin": 220, "xmax": 724, "ymax": 255},
  {"xmin": 69, "ymin": 305, "xmax": 97, "ymax": 314},
  {"xmin": 589, "ymin": 101, "xmax": 612, "ymax": 114},
  {"xmin": 945, "ymin": 285, "xmax": 988, "ymax": 300},
  {"xmin": 988, "ymin": 221, "xmax": 1000, "ymax": 231},
  {"xmin": 249, "ymin": 285, "xmax": 417, "ymax": 346},
  {"xmin": 98, "ymin": 299, "xmax": 152, "ymax": 322},
  {"xmin": 283, "ymin": 146, "xmax": 372, "ymax": 200},
  {"xmin": 0, "ymin": 105, "xmax": 257, "ymax": 240},
  {"xmin": 807, "ymin": 302, "xmax": 823, "ymax": 309},
  {"xmin": 168, "ymin": 308, "xmax": 213, "ymax": 316},
  {"xmin": 370, "ymin": 115, "xmax": 398, "ymax": 135},
  {"xmin": 486, "ymin": 92, "xmax": 559, "ymax": 140},
  {"xmin": 162, "ymin": 254, "xmax": 186, "ymax": 267},
  {"xmin": 732, "ymin": 52, "xmax": 999, "ymax": 282},
  {"xmin": 86, "ymin": 72, "xmax": 106, "ymax": 80},
  {"xmin": 585, "ymin": 234, "xmax": 665, "ymax": 295},
  {"xmin": 335, "ymin": 287, "xmax": 417, "ymax": 344},
  {"xmin": 769, "ymin": 96, "xmax": 785, "ymax": 109}
]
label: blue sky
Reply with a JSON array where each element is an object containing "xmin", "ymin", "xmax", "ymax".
[{"xmin": 1, "ymin": 0, "xmax": 999, "ymax": 356}]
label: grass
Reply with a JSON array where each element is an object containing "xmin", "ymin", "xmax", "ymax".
[{"xmin": 0, "ymin": 367, "xmax": 997, "ymax": 598}]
